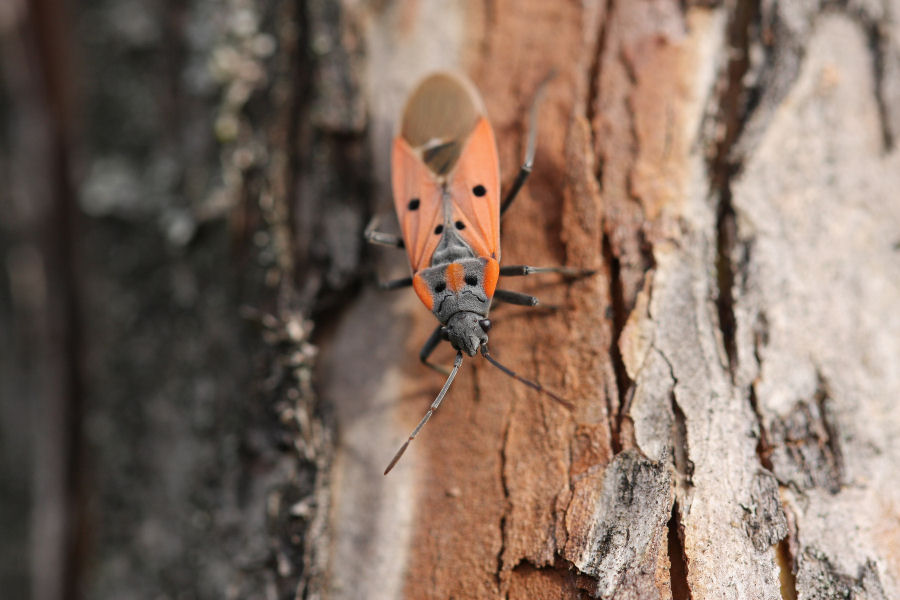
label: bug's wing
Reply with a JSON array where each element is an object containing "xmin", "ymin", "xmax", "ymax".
[
  {"xmin": 391, "ymin": 136, "xmax": 444, "ymax": 272},
  {"xmin": 448, "ymin": 117, "xmax": 502, "ymax": 261}
]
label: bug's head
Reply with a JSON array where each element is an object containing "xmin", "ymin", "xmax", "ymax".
[{"xmin": 442, "ymin": 313, "xmax": 491, "ymax": 356}]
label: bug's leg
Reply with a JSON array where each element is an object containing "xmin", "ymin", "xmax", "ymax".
[
  {"xmin": 420, "ymin": 325, "xmax": 451, "ymax": 376},
  {"xmin": 500, "ymin": 71, "xmax": 555, "ymax": 217},
  {"xmin": 499, "ymin": 165, "xmax": 532, "ymax": 217},
  {"xmin": 378, "ymin": 276, "xmax": 413, "ymax": 291},
  {"xmin": 365, "ymin": 215, "xmax": 405, "ymax": 249},
  {"xmin": 491, "ymin": 289, "xmax": 564, "ymax": 312},
  {"xmin": 499, "ymin": 265, "xmax": 596, "ymax": 278},
  {"xmin": 493, "ymin": 289, "xmax": 540, "ymax": 307}
]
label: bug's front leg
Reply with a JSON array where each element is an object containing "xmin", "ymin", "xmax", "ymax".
[
  {"xmin": 365, "ymin": 215, "xmax": 405, "ymax": 249},
  {"xmin": 419, "ymin": 325, "xmax": 451, "ymax": 376}
]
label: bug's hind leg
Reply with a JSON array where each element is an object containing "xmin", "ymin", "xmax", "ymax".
[
  {"xmin": 499, "ymin": 265, "xmax": 596, "ymax": 278},
  {"xmin": 365, "ymin": 215, "xmax": 405, "ymax": 249},
  {"xmin": 501, "ymin": 71, "xmax": 555, "ymax": 217},
  {"xmin": 492, "ymin": 289, "xmax": 568, "ymax": 312},
  {"xmin": 378, "ymin": 276, "xmax": 412, "ymax": 291},
  {"xmin": 420, "ymin": 325, "xmax": 451, "ymax": 376}
]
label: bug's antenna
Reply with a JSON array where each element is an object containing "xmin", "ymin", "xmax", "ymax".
[
  {"xmin": 500, "ymin": 69, "xmax": 557, "ymax": 215},
  {"xmin": 384, "ymin": 352, "xmax": 465, "ymax": 475},
  {"xmin": 480, "ymin": 345, "xmax": 573, "ymax": 410},
  {"xmin": 523, "ymin": 69, "xmax": 556, "ymax": 170}
]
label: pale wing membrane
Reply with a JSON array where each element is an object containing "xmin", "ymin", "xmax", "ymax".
[
  {"xmin": 449, "ymin": 117, "xmax": 501, "ymax": 261},
  {"xmin": 401, "ymin": 73, "xmax": 482, "ymax": 176},
  {"xmin": 391, "ymin": 137, "xmax": 444, "ymax": 272}
]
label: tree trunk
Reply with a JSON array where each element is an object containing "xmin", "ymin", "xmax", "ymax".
[
  {"xmin": 3, "ymin": 1, "xmax": 899, "ymax": 599},
  {"xmin": 321, "ymin": 1, "xmax": 900, "ymax": 599}
]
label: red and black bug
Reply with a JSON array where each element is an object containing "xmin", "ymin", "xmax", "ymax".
[{"xmin": 366, "ymin": 72, "xmax": 592, "ymax": 474}]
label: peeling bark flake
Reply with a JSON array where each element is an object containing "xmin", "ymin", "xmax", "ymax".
[
  {"xmin": 564, "ymin": 450, "xmax": 672, "ymax": 599},
  {"xmin": 740, "ymin": 471, "xmax": 788, "ymax": 553}
]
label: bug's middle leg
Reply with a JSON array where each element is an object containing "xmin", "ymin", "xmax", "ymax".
[
  {"xmin": 492, "ymin": 289, "xmax": 567, "ymax": 312},
  {"xmin": 499, "ymin": 265, "xmax": 596, "ymax": 278},
  {"xmin": 365, "ymin": 215, "xmax": 405, "ymax": 249},
  {"xmin": 366, "ymin": 215, "xmax": 413, "ymax": 290},
  {"xmin": 493, "ymin": 289, "xmax": 540, "ymax": 306}
]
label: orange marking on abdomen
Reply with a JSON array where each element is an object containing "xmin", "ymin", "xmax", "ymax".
[{"xmin": 445, "ymin": 263, "xmax": 465, "ymax": 292}]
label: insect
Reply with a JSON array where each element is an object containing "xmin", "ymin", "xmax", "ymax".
[{"xmin": 366, "ymin": 71, "xmax": 593, "ymax": 474}]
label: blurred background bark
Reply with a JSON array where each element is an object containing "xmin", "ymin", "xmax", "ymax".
[{"xmin": 2, "ymin": 1, "xmax": 900, "ymax": 599}]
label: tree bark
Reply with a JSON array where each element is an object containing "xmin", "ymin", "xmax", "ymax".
[
  {"xmin": 322, "ymin": 1, "xmax": 900, "ymax": 599},
  {"xmin": 3, "ymin": 1, "xmax": 900, "ymax": 599}
]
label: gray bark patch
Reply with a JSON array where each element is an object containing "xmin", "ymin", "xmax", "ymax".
[
  {"xmin": 741, "ymin": 470, "xmax": 788, "ymax": 553},
  {"xmin": 568, "ymin": 450, "xmax": 671, "ymax": 598},
  {"xmin": 797, "ymin": 549, "xmax": 887, "ymax": 600},
  {"xmin": 767, "ymin": 378, "xmax": 843, "ymax": 494}
]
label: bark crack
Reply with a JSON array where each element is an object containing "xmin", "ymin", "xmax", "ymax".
[
  {"xmin": 710, "ymin": 0, "xmax": 761, "ymax": 378},
  {"xmin": 776, "ymin": 536, "xmax": 798, "ymax": 600},
  {"xmin": 670, "ymin": 392, "xmax": 693, "ymax": 489},
  {"xmin": 495, "ymin": 403, "xmax": 513, "ymax": 593},
  {"xmin": 654, "ymin": 344, "xmax": 695, "ymax": 599},
  {"xmin": 811, "ymin": 374, "xmax": 842, "ymax": 491},
  {"xmin": 603, "ymin": 233, "xmax": 629, "ymax": 453},
  {"xmin": 586, "ymin": 0, "xmax": 614, "ymax": 189},
  {"xmin": 748, "ymin": 383, "xmax": 773, "ymax": 471},
  {"xmin": 667, "ymin": 501, "xmax": 692, "ymax": 600},
  {"xmin": 866, "ymin": 19, "xmax": 895, "ymax": 152}
]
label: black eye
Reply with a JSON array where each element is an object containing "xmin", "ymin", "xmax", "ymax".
[
  {"xmin": 472, "ymin": 185, "xmax": 486, "ymax": 197},
  {"xmin": 455, "ymin": 220, "xmax": 465, "ymax": 230},
  {"xmin": 408, "ymin": 198, "xmax": 420, "ymax": 210},
  {"xmin": 465, "ymin": 275, "xmax": 478, "ymax": 286},
  {"xmin": 434, "ymin": 282, "xmax": 446, "ymax": 293},
  {"xmin": 440, "ymin": 327, "xmax": 450, "ymax": 340},
  {"xmin": 434, "ymin": 224, "xmax": 444, "ymax": 235},
  {"xmin": 479, "ymin": 319, "xmax": 492, "ymax": 332}
]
